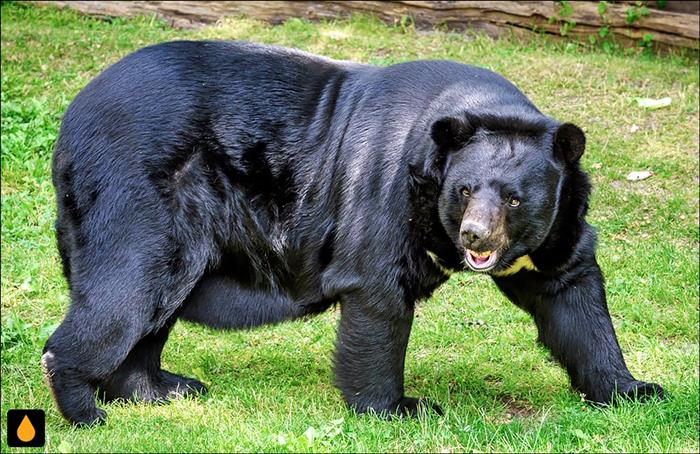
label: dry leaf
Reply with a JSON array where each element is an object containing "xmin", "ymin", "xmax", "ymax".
[
  {"xmin": 635, "ymin": 97, "xmax": 672, "ymax": 109},
  {"xmin": 626, "ymin": 170, "xmax": 653, "ymax": 181}
]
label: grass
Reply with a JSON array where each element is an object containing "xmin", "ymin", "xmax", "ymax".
[{"xmin": 1, "ymin": 2, "xmax": 698, "ymax": 452}]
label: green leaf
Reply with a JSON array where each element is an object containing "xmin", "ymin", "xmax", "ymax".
[
  {"xmin": 39, "ymin": 322, "xmax": 59, "ymax": 339},
  {"xmin": 572, "ymin": 428, "xmax": 590, "ymax": 440},
  {"xmin": 597, "ymin": 1, "xmax": 607, "ymax": 16},
  {"xmin": 57, "ymin": 440, "xmax": 73, "ymax": 453}
]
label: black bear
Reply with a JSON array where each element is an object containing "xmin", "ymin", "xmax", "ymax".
[{"xmin": 43, "ymin": 40, "xmax": 662, "ymax": 425}]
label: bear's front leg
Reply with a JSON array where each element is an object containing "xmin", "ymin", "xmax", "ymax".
[
  {"xmin": 334, "ymin": 294, "xmax": 442, "ymax": 417},
  {"xmin": 493, "ymin": 258, "xmax": 663, "ymax": 405}
]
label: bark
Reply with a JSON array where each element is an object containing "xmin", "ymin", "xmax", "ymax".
[{"xmin": 29, "ymin": 1, "xmax": 699, "ymax": 50}]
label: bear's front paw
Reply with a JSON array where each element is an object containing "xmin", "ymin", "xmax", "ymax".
[
  {"xmin": 585, "ymin": 380, "xmax": 664, "ymax": 406},
  {"xmin": 392, "ymin": 397, "xmax": 443, "ymax": 418},
  {"xmin": 618, "ymin": 381, "xmax": 664, "ymax": 403},
  {"xmin": 351, "ymin": 396, "xmax": 443, "ymax": 418}
]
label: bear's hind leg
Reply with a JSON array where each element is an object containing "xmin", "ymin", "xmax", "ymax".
[
  {"xmin": 43, "ymin": 247, "xmax": 209, "ymax": 426},
  {"xmin": 42, "ymin": 302, "xmax": 145, "ymax": 426},
  {"xmin": 98, "ymin": 317, "xmax": 206, "ymax": 403}
]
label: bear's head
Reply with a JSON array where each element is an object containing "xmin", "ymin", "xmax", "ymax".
[{"xmin": 429, "ymin": 112, "xmax": 587, "ymax": 274}]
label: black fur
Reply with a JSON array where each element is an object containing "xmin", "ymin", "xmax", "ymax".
[{"xmin": 44, "ymin": 40, "xmax": 662, "ymax": 425}]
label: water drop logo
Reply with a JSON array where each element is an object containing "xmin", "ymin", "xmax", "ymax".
[
  {"xmin": 17, "ymin": 415, "xmax": 36, "ymax": 442},
  {"xmin": 7, "ymin": 409, "xmax": 45, "ymax": 447}
]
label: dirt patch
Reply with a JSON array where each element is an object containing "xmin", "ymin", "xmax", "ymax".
[{"xmin": 498, "ymin": 395, "xmax": 537, "ymax": 419}]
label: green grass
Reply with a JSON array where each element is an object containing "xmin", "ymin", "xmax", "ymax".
[{"xmin": 1, "ymin": 2, "xmax": 698, "ymax": 452}]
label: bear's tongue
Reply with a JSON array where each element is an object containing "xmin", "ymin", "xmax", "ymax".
[
  {"xmin": 466, "ymin": 249, "xmax": 497, "ymax": 270},
  {"xmin": 471, "ymin": 253, "xmax": 490, "ymax": 266}
]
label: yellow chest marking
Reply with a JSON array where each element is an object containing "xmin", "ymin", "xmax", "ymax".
[
  {"xmin": 492, "ymin": 255, "xmax": 538, "ymax": 277},
  {"xmin": 426, "ymin": 251, "xmax": 453, "ymax": 276}
]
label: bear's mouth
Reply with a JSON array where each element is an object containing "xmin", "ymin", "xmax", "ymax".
[{"xmin": 465, "ymin": 249, "xmax": 498, "ymax": 272}]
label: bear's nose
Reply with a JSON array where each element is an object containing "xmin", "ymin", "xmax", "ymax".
[{"xmin": 461, "ymin": 222, "xmax": 490, "ymax": 246}]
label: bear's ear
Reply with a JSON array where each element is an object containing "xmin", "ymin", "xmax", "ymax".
[
  {"xmin": 430, "ymin": 116, "xmax": 476, "ymax": 151},
  {"xmin": 553, "ymin": 123, "xmax": 586, "ymax": 164}
]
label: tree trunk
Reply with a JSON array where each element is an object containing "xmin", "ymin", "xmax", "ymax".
[{"xmin": 29, "ymin": 1, "xmax": 699, "ymax": 50}]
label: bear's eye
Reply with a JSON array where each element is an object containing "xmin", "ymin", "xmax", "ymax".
[
  {"xmin": 508, "ymin": 197, "xmax": 521, "ymax": 207},
  {"xmin": 461, "ymin": 187, "xmax": 471, "ymax": 198}
]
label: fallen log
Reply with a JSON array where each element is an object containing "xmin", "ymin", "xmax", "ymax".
[{"xmin": 29, "ymin": 1, "xmax": 699, "ymax": 50}]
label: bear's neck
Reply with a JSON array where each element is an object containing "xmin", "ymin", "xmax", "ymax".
[{"xmin": 532, "ymin": 165, "xmax": 592, "ymax": 272}]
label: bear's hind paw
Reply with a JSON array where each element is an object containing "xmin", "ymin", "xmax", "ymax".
[{"xmin": 157, "ymin": 370, "xmax": 208, "ymax": 400}]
